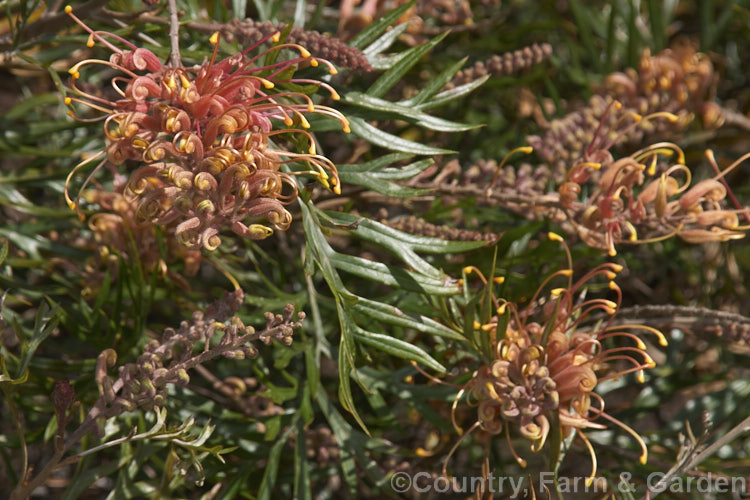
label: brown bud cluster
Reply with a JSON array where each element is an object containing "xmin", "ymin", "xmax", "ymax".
[
  {"xmin": 92, "ymin": 290, "xmax": 304, "ymax": 412},
  {"xmin": 221, "ymin": 19, "xmax": 372, "ymax": 72},
  {"xmin": 382, "ymin": 215, "xmax": 500, "ymax": 242},
  {"xmin": 446, "ymin": 43, "xmax": 552, "ymax": 90}
]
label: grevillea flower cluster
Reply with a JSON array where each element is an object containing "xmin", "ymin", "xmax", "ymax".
[
  {"xmin": 559, "ymin": 139, "xmax": 750, "ymax": 255},
  {"xmin": 448, "ymin": 239, "xmax": 667, "ymax": 484},
  {"xmin": 527, "ymin": 43, "xmax": 721, "ymax": 179},
  {"xmin": 63, "ymin": 6, "xmax": 349, "ymax": 250}
]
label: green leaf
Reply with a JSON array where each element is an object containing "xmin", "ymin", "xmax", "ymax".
[
  {"xmin": 0, "ymin": 238, "xmax": 7, "ymax": 266},
  {"xmin": 353, "ymin": 326, "xmax": 446, "ymax": 372},
  {"xmin": 399, "ymin": 56, "xmax": 468, "ymax": 107},
  {"xmin": 348, "ymin": 116, "xmax": 455, "ymax": 155},
  {"xmin": 326, "ymin": 212, "xmax": 488, "ymax": 254},
  {"xmin": 258, "ymin": 422, "xmax": 297, "ymax": 500},
  {"xmin": 348, "ymin": 0, "xmax": 417, "ymax": 49},
  {"xmin": 367, "ymin": 31, "xmax": 449, "ymax": 98},
  {"xmin": 415, "ymin": 75, "xmax": 490, "ymax": 111},
  {"xmin": 338, "ymin": 170, "xmax": 432, "ymax": 197},
  {"xmin": 18, "ymin": 301, "xmax": 60, "ymax": 379},
  {"xmin": 336, "ymin": 152, "xmax": 414, "ymax": 173},
  {"xmin": 344, "ymin": 91, "xmax": 479, "ymax": 131},
  {"xmin": 352, "ymin": 297, "xmax": 463, "ymax": 340},
  {"xmin": 362, "ymin": 22, "xmax": 409, "ymax": 57},
  {"xmin": 293, "ymin": 417, "xmax": 312, "ymax": 500}
]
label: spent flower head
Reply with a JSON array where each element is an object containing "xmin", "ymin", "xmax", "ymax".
[{"xmin": 63, "ymin": 6, "xmax": 349, "ymax": 250}]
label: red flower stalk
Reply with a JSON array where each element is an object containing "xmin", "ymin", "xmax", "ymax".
[{"xmin": 63, "ymin": 6, "xmax": 349, "ymax": 250}]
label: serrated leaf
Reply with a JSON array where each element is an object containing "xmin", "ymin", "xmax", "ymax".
[
  {"xmin": 348, "ymin": 116, "xmax": 454, "ymax": 155},
  {"xmin": 354, "ymin": 326, "xmax": 446, "ymax": 372},
  {"xmin": 344, "ymin": 91, "xmax": 479, "ymax": 131},
  {"xmin": 349, "ymin": 0, "xmax": 417, "ymax": 49},
  {"xmin": 367, "ymin": 31, "xmax": 449, "ymax": 98}
]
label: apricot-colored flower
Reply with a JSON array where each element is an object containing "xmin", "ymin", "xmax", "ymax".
[
  {"xmin": 449, "ymin": 237, "xmax": 667, "ymax": 484},
  {"xmin": 63, "ymin": 6, "xmax": 349, "ymax": 250}
]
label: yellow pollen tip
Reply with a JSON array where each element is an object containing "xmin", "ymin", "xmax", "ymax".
[
  {"xmin": 457, "ymin": 279, "xmax": 463, "ymax": 286},
  {"xmin": 272, "ymin": 32, "xmax": 281, "ymax": 43},
  {"xmin": 331, "ymin": 90, "xmax": 341, "ymax": 101},
  {"xmin": 210, "ymin": 32, "xmax": 220, "ymax": 45},
  {"xmin": 64, "ymin": 97, "xmax": 72, "ymax": 105},
  {"xmin": 473, "ymin": 321, "xmax": 482, "ymax": 330},
  {"xmin": 611, "ymin": 264, "xmax": 623, "ymax": 272},
  {"xmin": 481, "ymin": 324, "xmax": 494, "ymax": 332},
  {"xmin": 637, "ymin": 371, "xmax": 645, "ymax": 383},
  {"xmin": 310, "ymin": 59, "xmax": 319, "ymax": 67},
  {"xmin": 308, "ymin": 103, "xmax": 315, "ymax": 112},
  {"xmin": 632, "ymin": 113, "xmax": 642, "ymax": 122},
  {"xmin": 415, "ymin": 448, "xmax": 430, "ymax": 457},
  {"xmin": 86, "ymin": 38, "xmax": 95, "ymax": 48},
  {"xmin": 308, "ymin": 145, "xmax": 316, "ymax": 155},
  {"xmin": 300, "ymin": 48, "xmax": 311, "ymax": 58},
  {"xmin": 605, "ymin": 271, "xmax": 616, "ymax": 279},
  {"xmin": 560, "ymin": 269, "xmax": 573, "ymax": 277},
  {"xmin": 548, "ymin": 231, "xmax": 564, "ymax": 242},
  {"xmin": 639, "ymin": 453, "xmax": 648, "ymax": 465},
  {"xmin": 463, "ymin": 266, "xmax": 474, "ymax": 275},
  {"xmin": 329, "ymin": 67, "xmax": 338, "ymax": 75},
  {"xmin": 608, "ymin": 281, "xmax": 619, "ymax": 291},
  {"xmin": 608, "ymin": 248, "xmax": 617, "ymax": 257},
  {"xmin": 284, "ymin": 116, "xmax": 293, "ymax": 126},
  {"xmin": 334, "ymin": 185, "xmax": 341, "ymax": 195},
  {"xmin": 665, "ymin": 113, "xmax": 679, "ymax": 123},
  {"xmin": 342, "ymin": 122, "xmax": 351, "ymax": 133},
  {"xmin": 519, "ymin": 146, "xmax": 533, "ymax": 153},
  {"xmin": 300, "ymin": 116, "xmax": 311, "ymax": 129},
  {"xmin": 260, "ymin": 78, "xmax": 274, "ymax": 89},
  {"xmin": 180, "ymin": 74, "xmax": 191, "ymax": 89},
  {"xmin": 585, "ymin": 477, "xmax": 595, "ymax": 488},
  {"xmin": 636, "ymin": 339, "xmax": 647, "ymax": 350},
  {"xmin": 613, "ymin": 101, "xmax": 622, "ymax": 109},
  {"xmin": 493, "ymin": 277, "xmax": 505, "ymax": 284},
  {"xmin": 65, "ymin": 5, "xmax": 73, "ymax": 13},
  {"xmin": 67, "ymin": 200, "xmax": 76, "ymax": 210},
  {"xmin": 550, "ymin": 288, "xmax": 565, "ymax": 297},
  {"xmin": 657, "ymin": 333, "xmax": 668, "ymax": 347},
  {"xmin": 603, "ymin": 300, "xmax": 617, "ymax": 309},
  {"xmin": 497, "ymin": 304, "xmax": 507, "ymax": 315},
  {"xmin": 604, "ymin": 306, "xmax": 616, "ymax": 315}
]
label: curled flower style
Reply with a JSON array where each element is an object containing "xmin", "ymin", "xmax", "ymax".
[
  {"xmin": 84, "ymin": 189, "xmax": 202, "ymax": 286},
  {"xmin": 445, "ymin": 237, "xmax": 667, "ymax": 485},
  {"xmin": 559, "ymin": 134, "xmax": 750, "ymax": 255},
  {"xmin": 63, "ymin": 6, "xmax": 349, "ymax": 250}
]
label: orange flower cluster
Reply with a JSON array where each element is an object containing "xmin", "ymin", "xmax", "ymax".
[
  {"xmin": 559, "ymin": 141, "xmax": 750, "ymax": 255},
  {"xmin": 449, "ymin": 242, "xmax": 667, "ymax": 483},
  {"xmin": 63, "ymin": 7, "xmax": 349, "ymax": 251}
]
